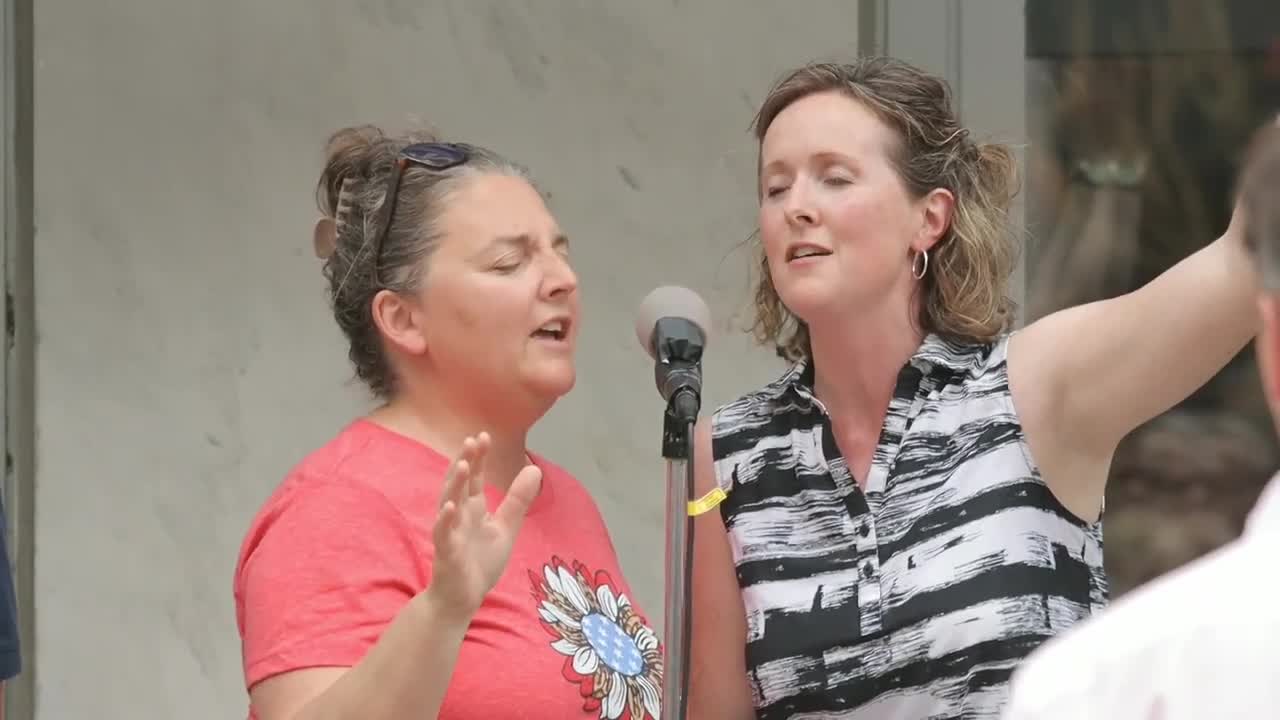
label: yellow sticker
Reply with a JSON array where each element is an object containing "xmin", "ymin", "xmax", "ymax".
[{"xmin": 687, "ymin": 487, "xmax": 728, "ymax": 517}]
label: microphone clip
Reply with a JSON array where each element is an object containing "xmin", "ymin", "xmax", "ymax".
[{"xmin": 652, "ymin": 317, "xmax": 705, "ymax": 425}]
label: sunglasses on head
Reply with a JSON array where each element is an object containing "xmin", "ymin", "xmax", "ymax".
[{"xmin": 369, "ymin": 142, "xmax": 472, "ymax": 282}]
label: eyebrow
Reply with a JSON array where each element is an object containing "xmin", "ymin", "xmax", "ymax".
[
  {"xmin": 760, "ymin": 150, "xmax": 856, "ymax": 177},
  {"xmin": 486, "ymin": 233, "xmax": 570, "ymax": 253}
]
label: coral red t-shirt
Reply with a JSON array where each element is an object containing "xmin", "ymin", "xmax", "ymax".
[{"xmin": 234, "ymin": 419, "xmax": 662, "ymax": 720}]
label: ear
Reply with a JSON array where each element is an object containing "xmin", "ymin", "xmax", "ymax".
[
  {"xmin": 370, "ymin": 289, "xmax": 429, "ymax": 359},
  {"xmin": 1258, "ymin": 296, "xmax": 1280, "ymax": 412},
  {"xmin": 313, "ymin": 217, "xmax": 338, "ymax": 259},
  {"xmin": 914, "ymin": 188, "xmax": 955, "ymax": 253}
]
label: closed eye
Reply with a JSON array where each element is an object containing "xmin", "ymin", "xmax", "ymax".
[{"xmin": 492, "ymin": 254, "xmax": 524, "ymax": 273}]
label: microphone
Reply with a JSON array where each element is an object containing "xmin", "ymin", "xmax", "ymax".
[
  {"xmin": 634, "ymin": 285, "xmax": 711, "ymax": 720},
  {"xmin": 634, "ymin": 286, "xmax": 712, "ymax": 423}
]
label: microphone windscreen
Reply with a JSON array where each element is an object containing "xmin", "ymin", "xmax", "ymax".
[{"xmin": 634, "ymin": 286, "xmax": 712, "ymax": 359}]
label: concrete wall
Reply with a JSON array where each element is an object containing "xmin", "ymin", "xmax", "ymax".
[{"xmin": 27, "ymin": 2, "xmax": 863, "ymax": 717}]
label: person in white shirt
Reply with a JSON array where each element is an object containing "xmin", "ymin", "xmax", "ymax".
[{"xmin": 1003, "ymin": 118, "xmax": 1280, "ymax": 720}]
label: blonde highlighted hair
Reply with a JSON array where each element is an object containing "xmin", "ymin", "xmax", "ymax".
[{"xmin": 750, "ymin": 57, "xmax": 1021, "ymax": 361}]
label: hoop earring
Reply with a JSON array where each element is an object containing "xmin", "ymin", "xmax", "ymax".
[{"xmin": 912, "ymin": 249, "xmax": 929, "ymax": 280}]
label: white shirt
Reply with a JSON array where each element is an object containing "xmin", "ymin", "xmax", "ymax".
[{"xmin": 1003, "ymin": 474, "xmax": 1280, "ymax": 720}]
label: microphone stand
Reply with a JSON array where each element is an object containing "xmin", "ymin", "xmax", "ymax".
[
  {"xmin": 652, "ymin": 319, "xmax": 703, "ymax": 720},
  {"xmin": 661, "ymin": 397, "xmax": 695, "ymax": 720}
]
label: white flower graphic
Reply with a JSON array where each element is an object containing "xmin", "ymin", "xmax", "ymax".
[{"xmin": 530, "ymin": 557, "xmax": 663, "ymax": 719}]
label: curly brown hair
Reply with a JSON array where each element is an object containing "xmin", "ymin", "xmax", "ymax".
[{"xmin": 750, "ymin": 58, "xmax": 1022, "ymax": 361}]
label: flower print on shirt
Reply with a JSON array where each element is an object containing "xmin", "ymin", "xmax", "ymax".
[{"xmin": 530, "ymin": 557, "xmax": 663, "ymax": 720}]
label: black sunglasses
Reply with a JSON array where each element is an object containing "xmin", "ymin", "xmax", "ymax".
[{"xmin": 369, "ymin": 142, "xmax": 471, "ymax": 283}]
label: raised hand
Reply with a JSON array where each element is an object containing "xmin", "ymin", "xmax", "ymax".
[{"xmin": 425, "ymin": 432, "xmax": 543, "ymax": 619}]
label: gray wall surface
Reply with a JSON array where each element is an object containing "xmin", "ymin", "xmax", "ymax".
[{"xmin": 27, "ymin": 2, "xmax": 868, "ymax": 717}]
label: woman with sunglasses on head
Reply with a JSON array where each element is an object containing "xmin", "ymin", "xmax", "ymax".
[
  {"xmin": 686, "ymin": 57, "xmax": 1259, "ymax": 720},
  {"xmin": 233, "ymin": 126, "xmax": 663, "ymax": 720}
]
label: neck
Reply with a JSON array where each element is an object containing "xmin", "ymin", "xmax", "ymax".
[
  {"xmin": 371, "ymin": 378, "xmax": 538, "ymax": 492},
  {"xmin": 808, "ymin": 298, "xmax": 924, "ymax": 431}
]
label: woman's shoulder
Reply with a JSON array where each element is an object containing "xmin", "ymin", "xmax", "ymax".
[
  {"xmin": 240, "ymin": 420, "xmax": 446, "ymax": 551},
  {"xmin": 712, "ymin": 361, "xmax": 808, "ymax": 422},
  {"xmin": 526, "ymin": 453, "xmax": 603, "ymax": 516},
  {"xmin": 709, "ymin": 333, "xmax": 1017, "ymax": 426},
  {"xmin": 914, "ymin": 331, "xmax": 1015, "ymax": 379}
]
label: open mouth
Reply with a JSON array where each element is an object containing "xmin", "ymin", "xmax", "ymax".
[
  {"xmin": 531, "ymin": 319, "xmax": 569, "ymax": 341},
  {"xmin": 787, "ymin": 245, "xmax": 832, "ymax": 262}
]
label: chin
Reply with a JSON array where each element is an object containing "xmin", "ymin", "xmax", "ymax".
[
  {"xmin": 527, "ymin": 366, "xmax": 576, "ymax": 401},
  {"xmin": 775, "ymin": 282, "xmax": 837, "ymax": 325}
]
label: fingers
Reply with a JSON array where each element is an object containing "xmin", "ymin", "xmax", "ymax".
[
  {"xmin": 469, "ymin": 432, "xmax": 490, "ymax": 497},
  {"xmin": 494, "ymin": 464, "xmax": 543, "ymax": 533},
  {"xmin": 432, "ymin": 500, "xmax": 460, "ymax": 548},
  {"xmin": 440, "ymin": 436, "xmax": 481, "ymax": 512}
]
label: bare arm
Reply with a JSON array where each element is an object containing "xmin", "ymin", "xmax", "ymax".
[
  {"xmin": 250, "ymin": 589, "xmax": 469, "ymax": 720},
  {"xmin": 1010, "ymin": 194, "xmax": 1258, "ymax": 518},
  {"xmin": 688, "ymin": 418, "xmax": 756, "ymax": 720}
]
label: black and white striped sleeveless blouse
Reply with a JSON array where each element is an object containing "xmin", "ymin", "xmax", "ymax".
[{"xmin": 710, "ymin": 333, "xmax": 1108, "ymax": 719}]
